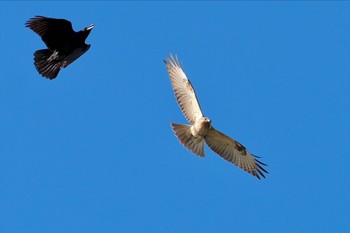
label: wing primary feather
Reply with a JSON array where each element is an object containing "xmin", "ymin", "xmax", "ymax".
[
  {"xmin": 256, "ymin": 169, "xmax": 265, "ymax": 179},
  {"xmin": 253, "ymin": 154, "xmax": 268, "ymax": 167},
  {"xmin": 256, "ymin": 163, "xmax": 269, "ymax": 174}
]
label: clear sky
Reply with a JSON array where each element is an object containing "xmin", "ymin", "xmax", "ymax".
[{"xmin": 1, "ymin": 2, "xmax": 349, "ymax": 233}]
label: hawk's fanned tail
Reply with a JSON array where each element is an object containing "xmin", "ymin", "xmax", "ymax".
[{"xmin": 171, "ymin": 123, "xmax": 205, "ymax": 157}]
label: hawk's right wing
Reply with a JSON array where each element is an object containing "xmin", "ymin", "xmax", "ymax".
[{"xmin": 164, "ymin": 55, "xmax": 204, "ymax": 124}]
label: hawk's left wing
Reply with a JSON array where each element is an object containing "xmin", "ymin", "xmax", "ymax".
[{"xmin": 205, "ymin": 127, "xmax": 268, "ymax": 179}]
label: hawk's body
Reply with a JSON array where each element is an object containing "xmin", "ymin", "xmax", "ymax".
[{"xmin": 164, "ymin": 55, "xmax": 268, "ymax": 179}]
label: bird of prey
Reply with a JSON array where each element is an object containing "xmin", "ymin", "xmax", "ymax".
[
  {"xmin": 164, "ymin": 55, "xmax": 268, "ymax": 179},
  {"xmin": 25, "ymin": 16, "xmax": 94, "ymax": 80}
]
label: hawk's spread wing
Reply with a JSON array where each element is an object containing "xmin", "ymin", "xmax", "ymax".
[
  {"xmin": 25, "ymin": 16, "xmax": 74, "ymax": 51},
  {"xmin": 205, "ymin": 127, "xmax": 268, "ymax": 179},
  {"xmin": 164, "ymin": 55, "xmax": 204, "ymax": 124}
]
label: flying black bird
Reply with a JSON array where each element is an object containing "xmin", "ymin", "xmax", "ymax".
[
  {"xmin": 25, "ymin": 16, "xmax": 94, "ymax": 79},
  {"xmin": 164, "ymin": 55, "xmax": 268, "ymax": 179}
]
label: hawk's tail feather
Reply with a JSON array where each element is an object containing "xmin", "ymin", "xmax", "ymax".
[{"xmin": 171, "ymin": 123, "xmax": 205, "ymax": 157}]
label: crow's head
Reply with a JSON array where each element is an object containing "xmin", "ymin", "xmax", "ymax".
[{"xmin": 79, "ymin": 24, "xmax": 94, "ymax": 42}]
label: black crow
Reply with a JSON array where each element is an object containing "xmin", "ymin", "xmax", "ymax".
[{"xmin": 25, "ymin": 16, "xmax": 94, "ymax": 80}]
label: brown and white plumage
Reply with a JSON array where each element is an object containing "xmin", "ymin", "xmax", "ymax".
[
  {"xmin": 164, "ymin": 55, "xmax": 204, "ymax": 125},
  {"xmin": 164, "ymin": 54, "xmax": 268, "ymax": 179}
]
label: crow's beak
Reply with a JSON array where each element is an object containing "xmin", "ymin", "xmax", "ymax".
[{"xmin": 85, "ymin": 24, "xmax": 94, "ymax": 31}]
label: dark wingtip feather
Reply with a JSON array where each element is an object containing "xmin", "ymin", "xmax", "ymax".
[
  {"xmin": 251, "ymin": 154, "xmax": 269, "ymax": 179},
  {"xmin": 257, "ymin": 163, "xmax": 269, "ymax": 174},
  {"xmin": 257, "ymin": 168, "xmax": 266, "ymax": 178},
  {"xmin": 257, "ymin": 160, "xmax": 268, "ymax": 166}
]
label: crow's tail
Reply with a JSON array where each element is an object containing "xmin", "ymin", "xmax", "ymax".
[{"xmin": 33, "ymin": 49, "xmax": 61, "ymax": 80}]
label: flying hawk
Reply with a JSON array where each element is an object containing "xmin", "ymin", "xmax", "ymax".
[
  {"xmin": 25, "ymin": 16, "xmax": 94, "ymax": 79},
  {"xmin": 164, "ymin": 55, "xmax": 268, "ymax": 179}
]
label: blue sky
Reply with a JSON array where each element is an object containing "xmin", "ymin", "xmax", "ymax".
[{"xmin": 1, "ymin": 2, "xmax": 350, "ymax": 233}]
